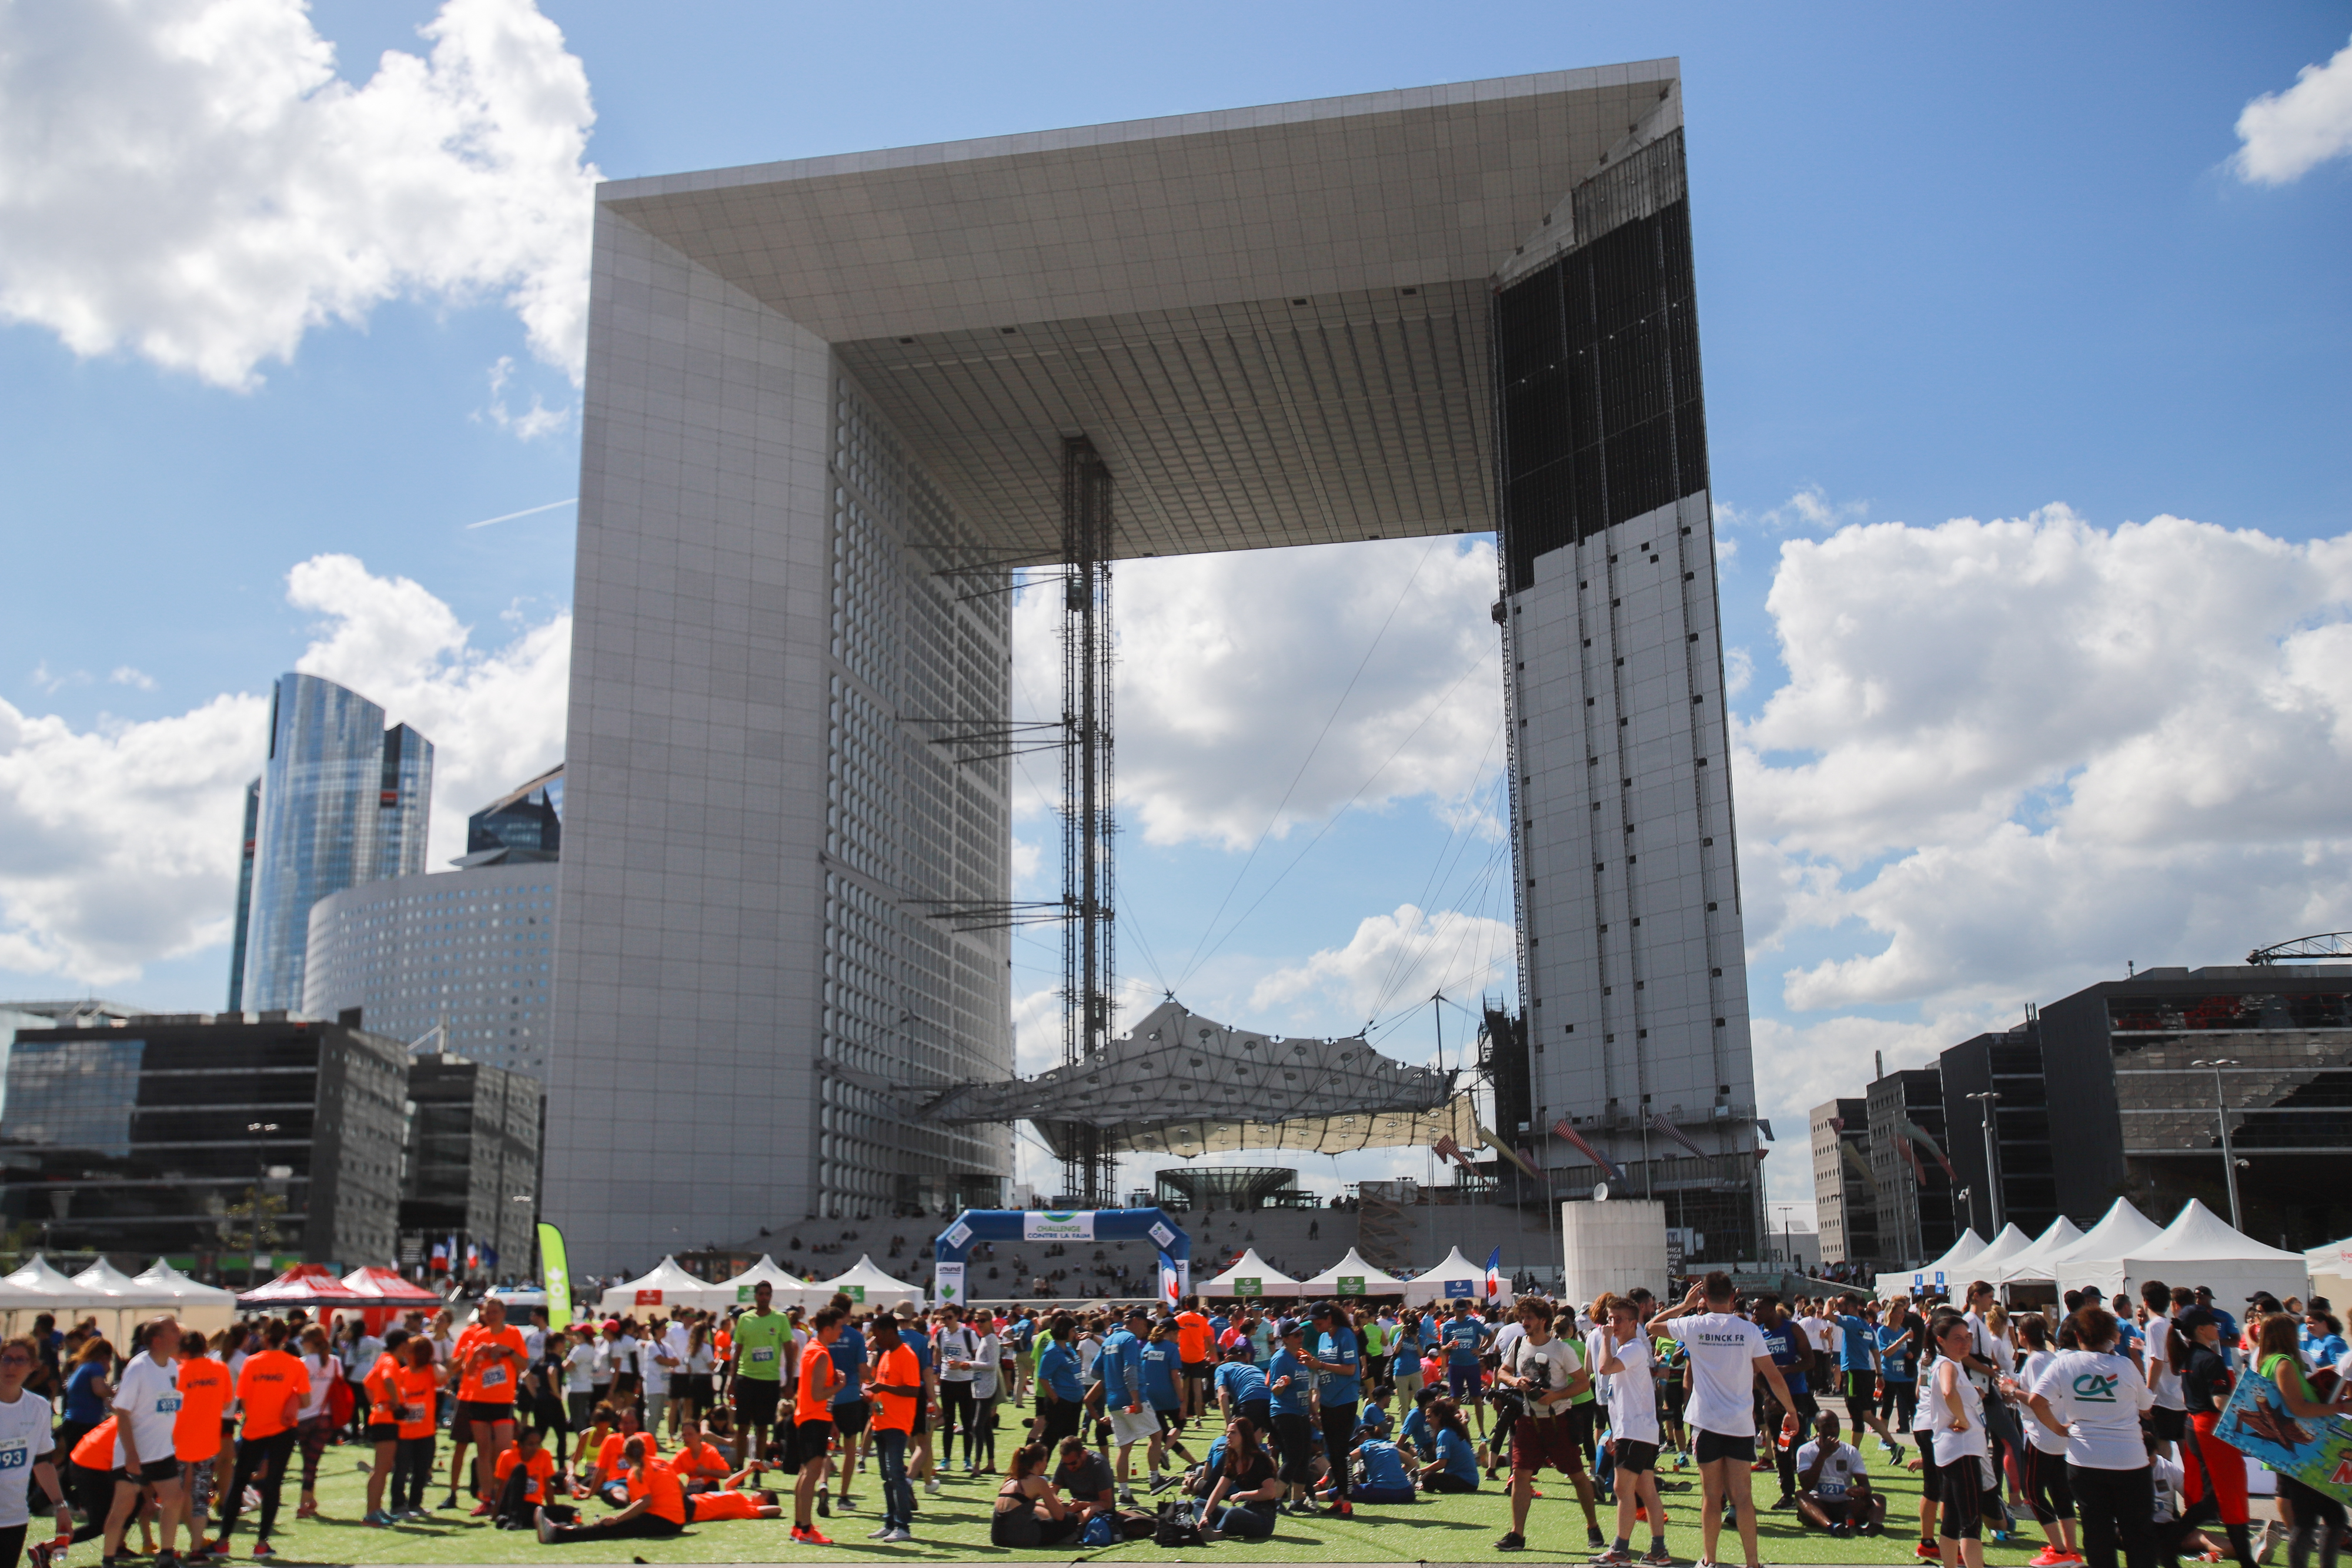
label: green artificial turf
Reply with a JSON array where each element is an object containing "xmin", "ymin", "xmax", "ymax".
[{"xmin": 171, "ymin": 1429, "xmax": 2064, "ymax": 1564}]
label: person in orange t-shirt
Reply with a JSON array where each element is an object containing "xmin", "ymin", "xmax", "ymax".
[
  {"xmin": 358, "ymin": 1328, "xmax": 410, "ymax": 1524},
  {"xmin": 683, "ymin": 1460, "xmax": 786, "ymax": 1523},
  {"xmin": 490, "ymin": 1427, "xmax": 557, "ymax": 1529},
  {"xmin": 449, "ymin": 1297, "xmax": 529, "ymax": 1514},
  {"xmin": 866, "ymin": 1318, "xmax": 924, "ymax": 1542},
  {"xmin": 789, "ymin": 1307, "xmax": 845, "ymax": 1543},
  {"xmin": 1175, "ymin": 1300, "xmax": 1214, "ymax": 1418},
  {"xmin": 534, "ymin": 1435, "xmax": 687, "ymax": 1544},
  {"xmin": 64, "ymin": 1417, "xmax": 121, "ymax": 1552},
  {"xmin": 213, "ymin": 1319, "xmax": 311, "ymax": 1555},
  {"xmin": 172, "ymin": 1330, "xmax": 236, "ymax": 1556},
  {"xmin": 389, "ymin": 1338, "xmax": 442, "ymax": 1519},
  {"xmin": 663, "ymin": 1417, "xmax": 732, "ymax": 1492},
  {"xmin": 586, "ymin": 1409, "xmax": 660, "ymax": 1504}
]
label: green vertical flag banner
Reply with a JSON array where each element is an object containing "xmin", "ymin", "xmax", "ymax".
[{"xmin": 539, "ymin": 1222, "xmax": 573, "ymax": 1326}]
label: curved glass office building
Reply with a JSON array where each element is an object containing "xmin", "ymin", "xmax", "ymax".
[{"xmin": 238, "ymin": 674, "xmax": 434, "ymax": 1012}]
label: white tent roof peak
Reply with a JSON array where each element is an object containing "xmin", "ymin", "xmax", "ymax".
[
  {"xmin": 2046, "ymin": 1199, "xmax": 2164, "ymax": 1267},
  {"xmin": 131, "ymin": 1261, "xmax": 238, "ymax": 1305},
  {"xmin": 6, "ymin": 1257, "xmax": 80, "ymax": 1296},
  {"xmin": 68, "ymin": 1260, "xmax": 181, "ymax": 1307},
  {"xmin": 1993, "ymin": 1215, "xmax": 2087, "ymax": 1285},
  {"xmin": 1301, "ymin": 1248, "xmax": 1407, "ymax": 1289},
  {"xmin": 1198, "ymin": 1248, "xmax": 1302, "ymax": 1299},
  {"xmin": 817, "ymin": 1255, "xmax": 924, "ymax": 1306},
  {"xmin": 2136, "ymin": 1199, "xmax": 2305, "ymax": 1263},
  {"xmin": 1966, "ymin": 1225, "xmax": 2036, "ymax": 1272}
]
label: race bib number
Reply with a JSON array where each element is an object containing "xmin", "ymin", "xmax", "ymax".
[
  {"xmin": 400, "ymin": 1403, "xmax": 426, "ymax": 1423},
  {"xmin": 481, "ymin": 1365, "xmax": 508, "ymax": 1388},
  {"xmin": 158, "ymin": 1396, "xmax": 182, "ymax": 1413},
  {"xmin": 750, "ymin": 1348, "xmax": 775, "ymax": 1364},
  {"xmin": 0, "ymin": 1443, "xmax": 26, "ymax": 1470}
]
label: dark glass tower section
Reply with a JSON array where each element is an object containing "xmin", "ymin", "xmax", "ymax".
[
  {"xmin": 460, "ymin": 764, "xmax": 563, "ymax": 865},
  {"xmin": 227, "ymin": 777, "xmax": 260, "ymax": 1011}
]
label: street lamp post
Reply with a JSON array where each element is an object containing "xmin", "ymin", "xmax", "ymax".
[
  {"xmin": 1966, "ymin": 1090, "xmax": 2003, "ymax": 1235},
  {"xmin": 2189, "ymin": 1059, "xmax": 2244, "ymax": 1231},
  {"xmin": 246, "ymin": 1121, "xmax": 279, "ymax": 1285}
]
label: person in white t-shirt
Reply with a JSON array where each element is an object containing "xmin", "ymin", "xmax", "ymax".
[
  {"xmin": 1649, "ymin": 1274, "xmax": 1796, "ymax": 1568},
  {"xmin": 2010, "ymin": 1315, "xmax": 2083, "ymax": 1567},
  {"xmin": 1592, "ymin": 1293, "xmax": 1668, "ymax": 1567},
  {"xmin": 1799, "ymin": 1303, "xmax": 1840, "ymax": 1367},
  {"xmin": 2139, "ymin": 1281, "xmax": 2186, "ymax": 1459},
  {"xmin": 2025, "ymin": 1303, "xmax": 2154, "ymax": 1568},
  {"xmin": 107, "ymin": 1316, "xmax": 186, "ymax": 1562},
  {"xmin": 1794, "ymin": 1412, "xmax": 1884, "ymax": 1536},
  {"xmin": 0, "ymin": 1332, "xmax": 69, "ymax": 1568}
]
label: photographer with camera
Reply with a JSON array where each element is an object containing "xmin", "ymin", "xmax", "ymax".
[{"xmin": 1491, "ymin": 1299, "xmax": 1603, "ymax": 1553}]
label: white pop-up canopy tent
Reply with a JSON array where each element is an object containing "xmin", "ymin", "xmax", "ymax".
[
  {"xmin": 715, "ymin": 1255, "xmax": 815, "ymax": 1309},
  {"xmin": 1402, "ymin": 1246, "xmax": 1492, "ymax": 1308},
  {"xmin": 2039, "ymin": 1199, "xmax": 2164, "ymax": 1290},
  {"xmin": 2067, "ymin": 1199, "xmax": 2309, "ymax": 1306},
  {"xmin": 1876, "ymin": 1228, "xmax": 1987, "ymax": 1300},
  {"xmin": 66, "ymin": 1261, "xmax": 189, "ymax": 1343},
  {"xmin": 131, "ymin": 1262, "xmax": 239, "ymax": 1332},
  {"xmin": 596, "ymin": 1256, "xmax": 734, "ymax": 1315},
  {"xmin": 2305, "ymin": 1234, "xmax": 2352, "ymax": 1313},
  {"xmin": 1992, "ymin": 1216, "xmax": 2087, "ymax": 1288},
  {"xmin": 816, "ymin": 1255, "xmax": 923, "ymax": 1309},
  {"xmin": 1962, "ymin": 1225, "xmax": 2035, "ymax": 1280},
  {"xmin": 1299, "ymin": 1248, "xmax": 1408, "ymax": 1299},
  {"xmin": 1197, "ymin": 1248, "xmax": 1301, "ymax": 1301},
  {"xmin": 0, "ymin": 1261, "xmax": 74, "ymax": 1332}
]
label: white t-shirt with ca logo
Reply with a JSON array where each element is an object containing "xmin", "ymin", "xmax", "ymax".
[{"xmin": 0, "ymin": 1388, "xmax": 56, "ymax": 1527}]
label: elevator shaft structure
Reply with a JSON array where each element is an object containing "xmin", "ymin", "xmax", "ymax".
[{"xmin": 1060, "ymin": 436, "xmax": 1118, "ymax": 1206}]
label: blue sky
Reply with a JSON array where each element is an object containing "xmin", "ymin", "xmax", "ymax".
[{"xmin": 2, "ymin": 0, "xmax": 2348, "ymax": 1217}]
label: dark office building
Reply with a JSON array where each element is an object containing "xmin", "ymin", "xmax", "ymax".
[
  {"xmin": 1940, "ymin": 1019, "xmax": 2058, "ymax": 1241},
  {"xmin": 400, "ymin": 1053, "xmax": 543, "ymax": 1278},
  {"xmin": 2040, "ymin": 965, "xmax": 2352, "ymax": 1251},
  {"xmin": 1866, "ymin": 1067, "xmax": 1959, "ymax": 1269},
  {"xmin": 0, "ymin": 1013, "xmax": 405, "ymax": 1269},
  {"xmin": 457, "ymin": 764, "xmax": 562, "ymax": 867}
]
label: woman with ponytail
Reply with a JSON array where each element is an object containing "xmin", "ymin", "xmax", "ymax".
[{"xmin": 2025, "ymin": 1303, "xmax": 2155, "ymax": 1568}]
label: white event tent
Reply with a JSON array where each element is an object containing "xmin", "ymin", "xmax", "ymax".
[
  {"xmin": 1960, "ymin": 1225, "xmax": 2034, "ymax": 1282},
  {"xmin": 1197, "ymin": 1248, "xmax": 1301, "ymax": 1301},
  {"xmin": 68, "ymin": 1261, "xmax": 186, "ymax": 1340},
  {"xmin": 1299, "ymin": 1248, "xmax": 1408, "ymax": 1299},
  {"xmin": 2038, "ymin": 1199, "xmax": 2164, "ymax": 1291},
  {"xmin": 2065, "ymin": 1199, "xmax": 2309, "ymax": 1306},
  {"xmin": 1991, "ymin": 1216, "xmax": 2087, "ymax": 1289},
  {"xmin": 1876, "ymin": 1228, "xmax": 1987, "ymax": 1300},
  {"xmin": 816, "ymin": 1255, "xmax": 924, "ymax": 1309},
  {"xmin": 716, "ymin": 1255, "xmax": 813, "ymax": 1308},
  {"xmin": 596, "ymin": 1256, "xmax": 734, "ymax": 1315},
  {"xmin": 131, "ymin": 1262, "xmax": 239, "ymax": 1332},
  {"xmin": 2304, "ymin": 1234, "xmax": 2352, "ymax": 1312},
  {"xmin": 1402, "ymin": 1246, "xmax": 1491, "ymax": 1308}
]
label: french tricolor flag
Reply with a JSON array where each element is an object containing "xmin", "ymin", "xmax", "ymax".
[{"xmin": 1483, "ymin": 1246, "xmax": 1504, "ymax": 1302}]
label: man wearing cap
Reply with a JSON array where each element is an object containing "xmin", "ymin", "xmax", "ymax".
[
  {"xmin": 1264, "ymin": 1322, "xmax": 1316, "ymax": 1513},
  {"xmin": 1098, "ymin": 1308, "xmax": 1155, "ymax": 1507},
  {"xmin": 2194, "ymin": 1288, "xmax": 2241, "ymax": 1369},
  {"xmin": 1302, "ymin": 1302, "xmax": 1363, "ymax": 1517}
]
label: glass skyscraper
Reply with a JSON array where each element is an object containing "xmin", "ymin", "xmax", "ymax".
[{"xmin": 237, "ymin": 674, "xmax": 433, "ymax": 1012}]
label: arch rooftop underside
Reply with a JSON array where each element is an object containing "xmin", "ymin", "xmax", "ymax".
[{"xmin": 601, "ymin": 62, "xmax": 1681, "ymax": 564}]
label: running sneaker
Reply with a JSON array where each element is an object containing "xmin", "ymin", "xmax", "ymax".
[
  {"xmin": 1592, "ymin": 1550, "xmax": 1634, "ymax": 1565},
  {"xmin": 1829, "ymin": 1524, "xmax": 1850, "ymax": 1539},
  {"xmin": 816, "ymin": 1495, "xmax": 831, "ymax": 1517},
  {"xmin": 1322, "ymin": 1499, "xmax": 1352, "ymax": 1518},
  {"xmin": 1915, "ymin": 1541, "xmax": 1942, "ymax": 1560},
  {"xmin": 867, "ymin": 1525, "xmax": 894, "ymax": 1540},
  {"xmin": 469, "ymin": 1502, "xmax": 493, "ymax": 1518},
  {"xmin": 250, "ymin": 1543, "xmax": 275, "ymax": 1561},
  {"xmin": 882, "ymin": 1527, "xmax": 913, "ymax": 1542},
  {"xmin": 790, "ymin": 1526, "xmax": 833, "ymax": 1546},
  {"xmin": 2030, "ymin": 1550, "xmax": 2072, "ymax": 1566},
  {"xmin": 1641, "ymin": 1548, "xmax": 1673, "ymax": 1566},
  {"xmin": 1589, "ymin": 1528, "xmax": 1606, "ymax": 1549},
  {"xmin": 1495, "ymin": 1532, "xmax": 1527, "ymax": 1552},
  {"xmin": 923, "ymin": 1477, "xmax": 941, "ymax": 1496}
]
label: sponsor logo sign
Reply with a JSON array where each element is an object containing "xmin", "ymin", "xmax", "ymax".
[{"xmin": 1024, "ymin": 1211, "xmax": 1095, "ymax": 1242}]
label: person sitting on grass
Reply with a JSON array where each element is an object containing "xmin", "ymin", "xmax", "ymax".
[
  {"xmin": 1793, "ymin": 1413, "xmax": 1886, "ymax": 1538},
  {"xmin": 534, "ymin": 1436, "xmax": 685, "ymax": 1546},
  {"xmin": 1344, "ymin": 1429, "xmax": 1419, "ymax": 1505},
  {"xmin": 492, "ymin": 1427, "xmax": 557, "ymax": 1530},
  {"xmin": 664, "ymin": 1417, "xmax": 733, "ymax": 1494},
  {"xmin": 681, "ymin": 1460, "xmax": 788, "ymax": 1523},
  {"xmin": 1398, "ymin": 1386, "xmax": 1437, "ymax": 1465},
  {"xmin": 1416, "ymin": 1397, "xmax": 1481, "ymax": 1493},
  {"xmin": 580, "ymin": 1407, "xmax": 657, "ymax": 1505},
  {"xmin": 1197, "ymin": 1420, "xmax": 1286, "ymax": 1541},
  {"xmin": 1051, "ymin": 1433, "xmax": 1120, "ymax": 1523},
  {"xmin": 991, "ymin": 1442, "xmax": 1082, "ymax": 1550}
]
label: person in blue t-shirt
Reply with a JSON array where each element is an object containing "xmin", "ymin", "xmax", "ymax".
[
  {"xmin": 1214, "ymin": 1344, "xmax": 1271, "ymax": 1430},
  {"xmin": 1398, "ymin": 1388, "xmax": 1435, "ymax": 1463},
  {"xmin": 1037, "ymin": 1319, "xmax": 1085, "ymax": 1449},
  {"xmin": 1390, "ymin": 1310, "xmax": 1429, "ymax": 1400},
  {"xmin": 828, "ymin": 1316, "xmax": 870, "ymax": 1507},
  {"xmin": 1304, "ymin": 1302, "xmax": 1364, "ymax": 1514},
  {"xmin": 1439, "ymin": 1301, "xmax": 1491, "ymax": 1433},
  {"xmin": 1832, "ymin": 1295, "xmax": 1896, "ymax": 1456},
  {"xmin": 1756, "ymin": 1299, "xmax": 1818, "ymax": 1507},
  {"xmin": 1873, "ymin": 1299, "xmax": 1920, "ymax": 1459},
  {"xmin": 1265, "ymin": 1323, "xmax": 1315, "ymax": 1510},
  {"xmin": 1351, "ymin": 1436, "xmax": 1415, "ymax": 1503},
  {"xmin": 1140, "ymin": 1321, "xmax": 1199, "ymax": 1480},
  {"xmin": 1416, "ymin": 1397, "xmax": 1480, "ymax": 1493},
  {"xmin": 1100, "ymin": 1308, "xmax": 1157, "ymax": 1500}
]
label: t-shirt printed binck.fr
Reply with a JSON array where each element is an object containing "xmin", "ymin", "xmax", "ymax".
[{"xmin": 1678, "ymin": 1312, "xmax": 1770, "ymax": 1439}]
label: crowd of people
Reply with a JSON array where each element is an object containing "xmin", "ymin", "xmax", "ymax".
[{"xmin": 0, "ymin": 1271, "xmax": 2341, "ymax": 1566}]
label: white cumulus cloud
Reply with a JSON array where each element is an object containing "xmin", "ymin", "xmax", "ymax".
[
  {"xmin": 1248, "ymin": 902, "xmax": 1517, "ymax": 1032},
  {"xmin": 1735, "ymin": 507, "xmax": 2352, "ymax": 1018},
  {"xmin": 0, "ymin": 0, "xmax": 599, "ymax": 390},
  {"xmin": 1013, "ymin": 537, "xmax": 1505, "ymax": 850},
  {"xmin": 0, "ymin": 556, "xmax": 569, "ymax": 988},
  {"xmin": 2233, "ymin": 35, "xmax": 2352, "ymax": 184}
]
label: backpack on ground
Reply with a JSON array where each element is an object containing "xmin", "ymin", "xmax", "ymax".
[{"xmin": 1153, "ymin": 1501, "xmax": 1207, "ymax": 1548}]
